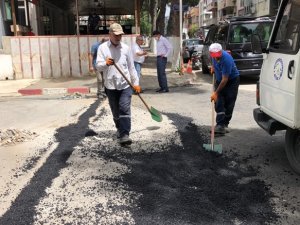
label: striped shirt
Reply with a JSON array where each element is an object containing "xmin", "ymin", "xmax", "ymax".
[
  {"xmin": 96, "ymin": 40, "xmax": 139, "ymax": 90},
  {"xmin": 156, "ymin": 36, "xmax": 172, "ymax": 58}
]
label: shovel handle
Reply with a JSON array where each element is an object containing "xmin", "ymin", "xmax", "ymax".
[
  {"xmin": 113, "ymin": 63, "xmax": 151, "ymax": 112},
  {"xmin": 211, "ymin": 73, "xmax": 216, "ymax": 150}
]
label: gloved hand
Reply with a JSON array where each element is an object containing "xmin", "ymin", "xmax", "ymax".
[
  {"xmin": 133, "ymin": 85, "xmax": 141, "ymax": 94},
  {"xmin": 106, "ymin": 57, "xmax": 114, "ymax": 66},
  {"xmin": 210, "ymin": 66, "xmax": 214, "ymax": 75},
  {"xmin": 211, "ymin": 91, "xmax": 218, "ymax": 102}
]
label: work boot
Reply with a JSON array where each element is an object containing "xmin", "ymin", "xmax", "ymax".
[
  {"xmin": 225, "ymin": 125, "xmax": 230, "ymax": 133},
  {"xmin": 118, "ymin": 134, "xmax": 132, "ymax": 145},
  {"xmin": 214, "ymin": 125, "xmax": 225, "ymax": 135},
  {"xmin": 116, "ymin": 130, "xmax": 121, "ymax": 139}
]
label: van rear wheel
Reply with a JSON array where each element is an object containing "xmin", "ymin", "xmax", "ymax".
[{"xmin": 285, "ymin": 128, "xmax": 300, "ymax": 174}]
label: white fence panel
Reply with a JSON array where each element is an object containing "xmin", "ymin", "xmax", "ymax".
[{"xmin": 9, "ymin": 35, "xmax": 138, "ymax": 79}]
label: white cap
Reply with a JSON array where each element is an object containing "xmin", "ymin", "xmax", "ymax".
[{"xmin": 209, "ymin": 43, "xmax": 222, "ymax": 58}]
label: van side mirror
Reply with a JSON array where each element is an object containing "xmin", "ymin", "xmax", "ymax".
[{"xmin": 251, "ymin": 34, "xmax": 263, "ymax": 54}]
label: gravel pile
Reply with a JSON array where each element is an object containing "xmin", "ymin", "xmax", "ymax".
[{"xmin": 0, "ymin": 129, "xmax": 38, "ymax": 146}]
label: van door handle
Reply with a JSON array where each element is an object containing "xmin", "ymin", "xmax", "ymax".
[{"xmin": 288, "ymin": 60, "xmax": 294, "ymax": 80}]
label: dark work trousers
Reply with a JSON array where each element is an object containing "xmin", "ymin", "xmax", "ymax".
[
  {"xmin": 215, "ymin": 76, "xmax": 240, "ymax": 126},
  {"xmin": 105, "ymin": 87, "xmax": 132, "ymax": 137},
  {"xmin": 156, "ymin": 56, "xmax": 169, "ymax": 90}
]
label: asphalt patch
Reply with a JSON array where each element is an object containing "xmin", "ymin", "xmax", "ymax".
[{"xmin": 102, "ymin": 114, "xmax": 279, "ymax": 225}]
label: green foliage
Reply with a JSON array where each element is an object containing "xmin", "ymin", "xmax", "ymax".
[
  {"xmin": 121, "ymin": 17, "xmax": 134, "ymax": 26},
  {"xmin": 188, "ymin": 24, "xmax": 199, "ymax": 38},
  {"xmin": 140, "ymin": 10, "xmax": 151, "ymax": 35}
]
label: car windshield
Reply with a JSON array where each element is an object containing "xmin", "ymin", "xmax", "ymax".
[
  {"xmin": 186, "ymin": 39, "xmax": 203, "ymax": 46},
  {"xmin": 229, "ymin": 22, "xmax": 274, "ymax": 43}
]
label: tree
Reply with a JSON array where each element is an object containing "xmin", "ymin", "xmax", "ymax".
[
  {"xmin": 141, "ymin": 0, "xmax": 199, "ymax": 36},
  {"xmin": 166, "ymin": 0, "xmax": 199, "ymax": 36},
  {"xmin": 156, "ymin": 0, "xmax": 168, "ymax": 34}
]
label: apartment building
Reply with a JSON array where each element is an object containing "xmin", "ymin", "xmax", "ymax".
[
  {"xmin": 198, "ymin": 0, "xmax": 279, "ymax": 27},
  {"xmin": 237, "ymin": 0, "xmax": 280, "ymax": 17},
  {"xmin": 199, "ymin": 0, "xmax": 213, "ymax": 26}
]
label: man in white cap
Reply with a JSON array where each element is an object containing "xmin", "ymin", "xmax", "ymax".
[
  {"xmin": 96, "ymin": 23, "xmax": 141, "ymax": 145},
  {"xmin": 209, "ymin": 43, "xmax": 240, "ymax": 135}
]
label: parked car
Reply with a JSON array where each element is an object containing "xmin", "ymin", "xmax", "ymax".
[
  {"xmin": 191, "ymin": 51, "xmax": 201, "ymax": 70},
  {"xmin": 182, "ymin": 38, "xmax": 204, "ymax": 63},
  {"xmin": 201, "ymin": 16, "xmax": 274, "ymax": 76}
]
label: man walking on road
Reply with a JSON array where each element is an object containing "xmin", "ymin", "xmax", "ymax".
[
  {"xmin": 96, "ymin": 23, "xmax": 141, "ymax": 145},
  {"xmin": 209, "ymin": 43, "xmax": 240, "ymax": 135},
  {"xmin": 152, "ymin": 30, "xmax": 172, "ymax": 93},
  {"xmin": 89, "ymin": 37, "xmax": 108, "ymax": 98}
]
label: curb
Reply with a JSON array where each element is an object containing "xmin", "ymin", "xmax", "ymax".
[{"xmin": 18, "ymin": 87, "xmax": 91, "ymax": 96}]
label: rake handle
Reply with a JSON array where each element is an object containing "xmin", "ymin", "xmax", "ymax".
[{"xmin": 113, "ymin": 63, "xmax": 151, "ymax": 112}]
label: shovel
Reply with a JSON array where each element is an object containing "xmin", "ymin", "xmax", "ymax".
[
  {"xmin": 203, "ymin": 72, "xmax": 222, "ymax": 154},
  {"xmin": 113, "ymin": 63, "xmax": 162, "ymax": 122}
]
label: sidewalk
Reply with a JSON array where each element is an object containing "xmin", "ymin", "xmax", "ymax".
[{"xmin": 0, "ymin": 55, "xmax": 196, "ymax": 97}]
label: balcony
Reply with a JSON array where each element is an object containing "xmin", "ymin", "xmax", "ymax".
[
  {"xmin": 206, "ymin": 1, "xmax": 217, "ymax": 11},
  {"xmin": 218, "ymin": 0, "xmax": 236, "ymax": 10},
  {"xmin": 204, "ymin": 17, "xmax": 218, "ymax": 26}
]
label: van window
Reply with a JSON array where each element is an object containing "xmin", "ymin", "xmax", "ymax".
[
  {"xmin": 229, "ymin": 22, "xmax": 273, "ymax": 43},
  {"xmin": 215, "ymin": 26, "xmax": 228, "ymax": 43},
  {"xmin": 269, "ymin": 0, "xmax": 300, "ymax": 54},
  {"xmin": 204, "ymin": 26, "xmax": 218, "ymax": 44}
]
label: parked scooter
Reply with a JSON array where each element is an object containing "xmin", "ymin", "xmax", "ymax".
[{"xmin": 191, "ymin": 51, "xmax": 201, "ymax": 70}]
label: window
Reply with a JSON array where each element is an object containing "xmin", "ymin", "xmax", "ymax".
[
  {"xmin": 229, "ymin": 22, "xmax": 273, "ymax": 43},
  {"xmin": 215, "ymin": 25, "xmax": 228, "ymax": 43},
  {"xmin": 4, "ymin": 0, "xmax": 12, "ymax": 21},
  {"xmin": 269, "ymin": 0, "xmax": 300, "ymax": 54},
  {"xmin": 204, "ymin": 26, "xmax": 218, "ymax": 44}
]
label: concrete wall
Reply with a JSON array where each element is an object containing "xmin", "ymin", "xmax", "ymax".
[{"xmin": 5, "ymin": 35, "xmax": 137, "ymax": 79}]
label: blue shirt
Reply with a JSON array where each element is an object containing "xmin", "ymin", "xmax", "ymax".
[
  {"xmin": 91, "ymin": 42, "xmax": 101, "ymax": 68},
  {"xmin": 212, "ymin": 50, "xmax": 239, "ymax": 82}
]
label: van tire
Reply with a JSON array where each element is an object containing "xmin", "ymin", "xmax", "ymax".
[
  {"xmin": 202, "ymin": 63, "xmax": 210, "ymax": 74},
  {"xmin": 285, "ymin": 128, "xmax": 300, "ymax": 174}
]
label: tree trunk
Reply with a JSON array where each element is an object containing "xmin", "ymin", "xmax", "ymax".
[
  {"xmin": 156, "ymin": 0, "xmax": 168, "ymax": 35},
  {"xmin": 167, "ymin": 0, "xmax": 179, "ymax": 37},
  {"xmin": 150, "ymin": 0, "xmax": 159, "ymax": 31}
]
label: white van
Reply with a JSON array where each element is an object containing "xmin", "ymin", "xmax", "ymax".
[{"xmin": 252, "ymin": 0, "xmax": 300, "ymax": 174}]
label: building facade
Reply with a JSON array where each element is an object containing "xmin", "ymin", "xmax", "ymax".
[{"xmin": 196, "ymin": 0, "xmax": 279, "ymax": 28}]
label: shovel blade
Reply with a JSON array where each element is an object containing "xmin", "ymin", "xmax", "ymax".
[
  {"xmin": 150, "ymin": 106, "xmax": 163, "ymax": 122},
  {"xmin": 203, "ymin": 143, "xmax": 222, "ymax": 154}
]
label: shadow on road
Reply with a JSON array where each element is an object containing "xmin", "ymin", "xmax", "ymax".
[{"xmin": 0, "ymin": 99, "xmax": 103, "ymax": 225}]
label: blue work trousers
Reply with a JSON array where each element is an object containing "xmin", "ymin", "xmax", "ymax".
[
  {"xmin": 134, "ymin": 62, "xmax": 142, "ymax": 78},
  {"xmin": 215, "ymin": 77, "xmax": 240, "ymax": 126},
  {"xmin": 105, "ymin": 87, "xmax": 132, "ymax": 137},
  {"xmin": 156, "ymin": 56, "xmax": 168, "ymax": 90}
]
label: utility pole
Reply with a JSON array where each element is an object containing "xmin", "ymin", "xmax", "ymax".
[
  {"xmin": 75, "ymin": 0, "xmax": 80, "ymax": 35},
  {"xmin": 11, "ymin": 0, "xmax": 17, "ymax": 36},
  {"xmin": 179, "ymin": 0, "xmax": 182, "ymax": 49}
]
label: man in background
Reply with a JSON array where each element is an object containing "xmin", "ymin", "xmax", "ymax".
[
  {"xmin": 152, "ymin": 30, "xmax": 172, "ymax": 93},
  {"xmin": 132, "ymin": 35, "xmax": 148, "ymax": 78},
  {"xmin": 89, "ymin": 37, "xmax": 108, "ymax": 98}
]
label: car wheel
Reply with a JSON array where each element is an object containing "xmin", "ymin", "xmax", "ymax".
[
  {"xmin": 285, "ymin": 128, "xmax": 300, "ymax": 174},
  {"xmin": 202, "ymin": 62, "xmax": 210, "ymax": 74}
]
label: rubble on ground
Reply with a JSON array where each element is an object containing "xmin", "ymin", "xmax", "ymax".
[{"xmin": 0, "ymin": 129, "xmax": 38, "ymax": 146}]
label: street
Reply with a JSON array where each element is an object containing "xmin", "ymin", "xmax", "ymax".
[{"xmin": 0, "ymin": 72, "xmax": 299, "ymax": 225}]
